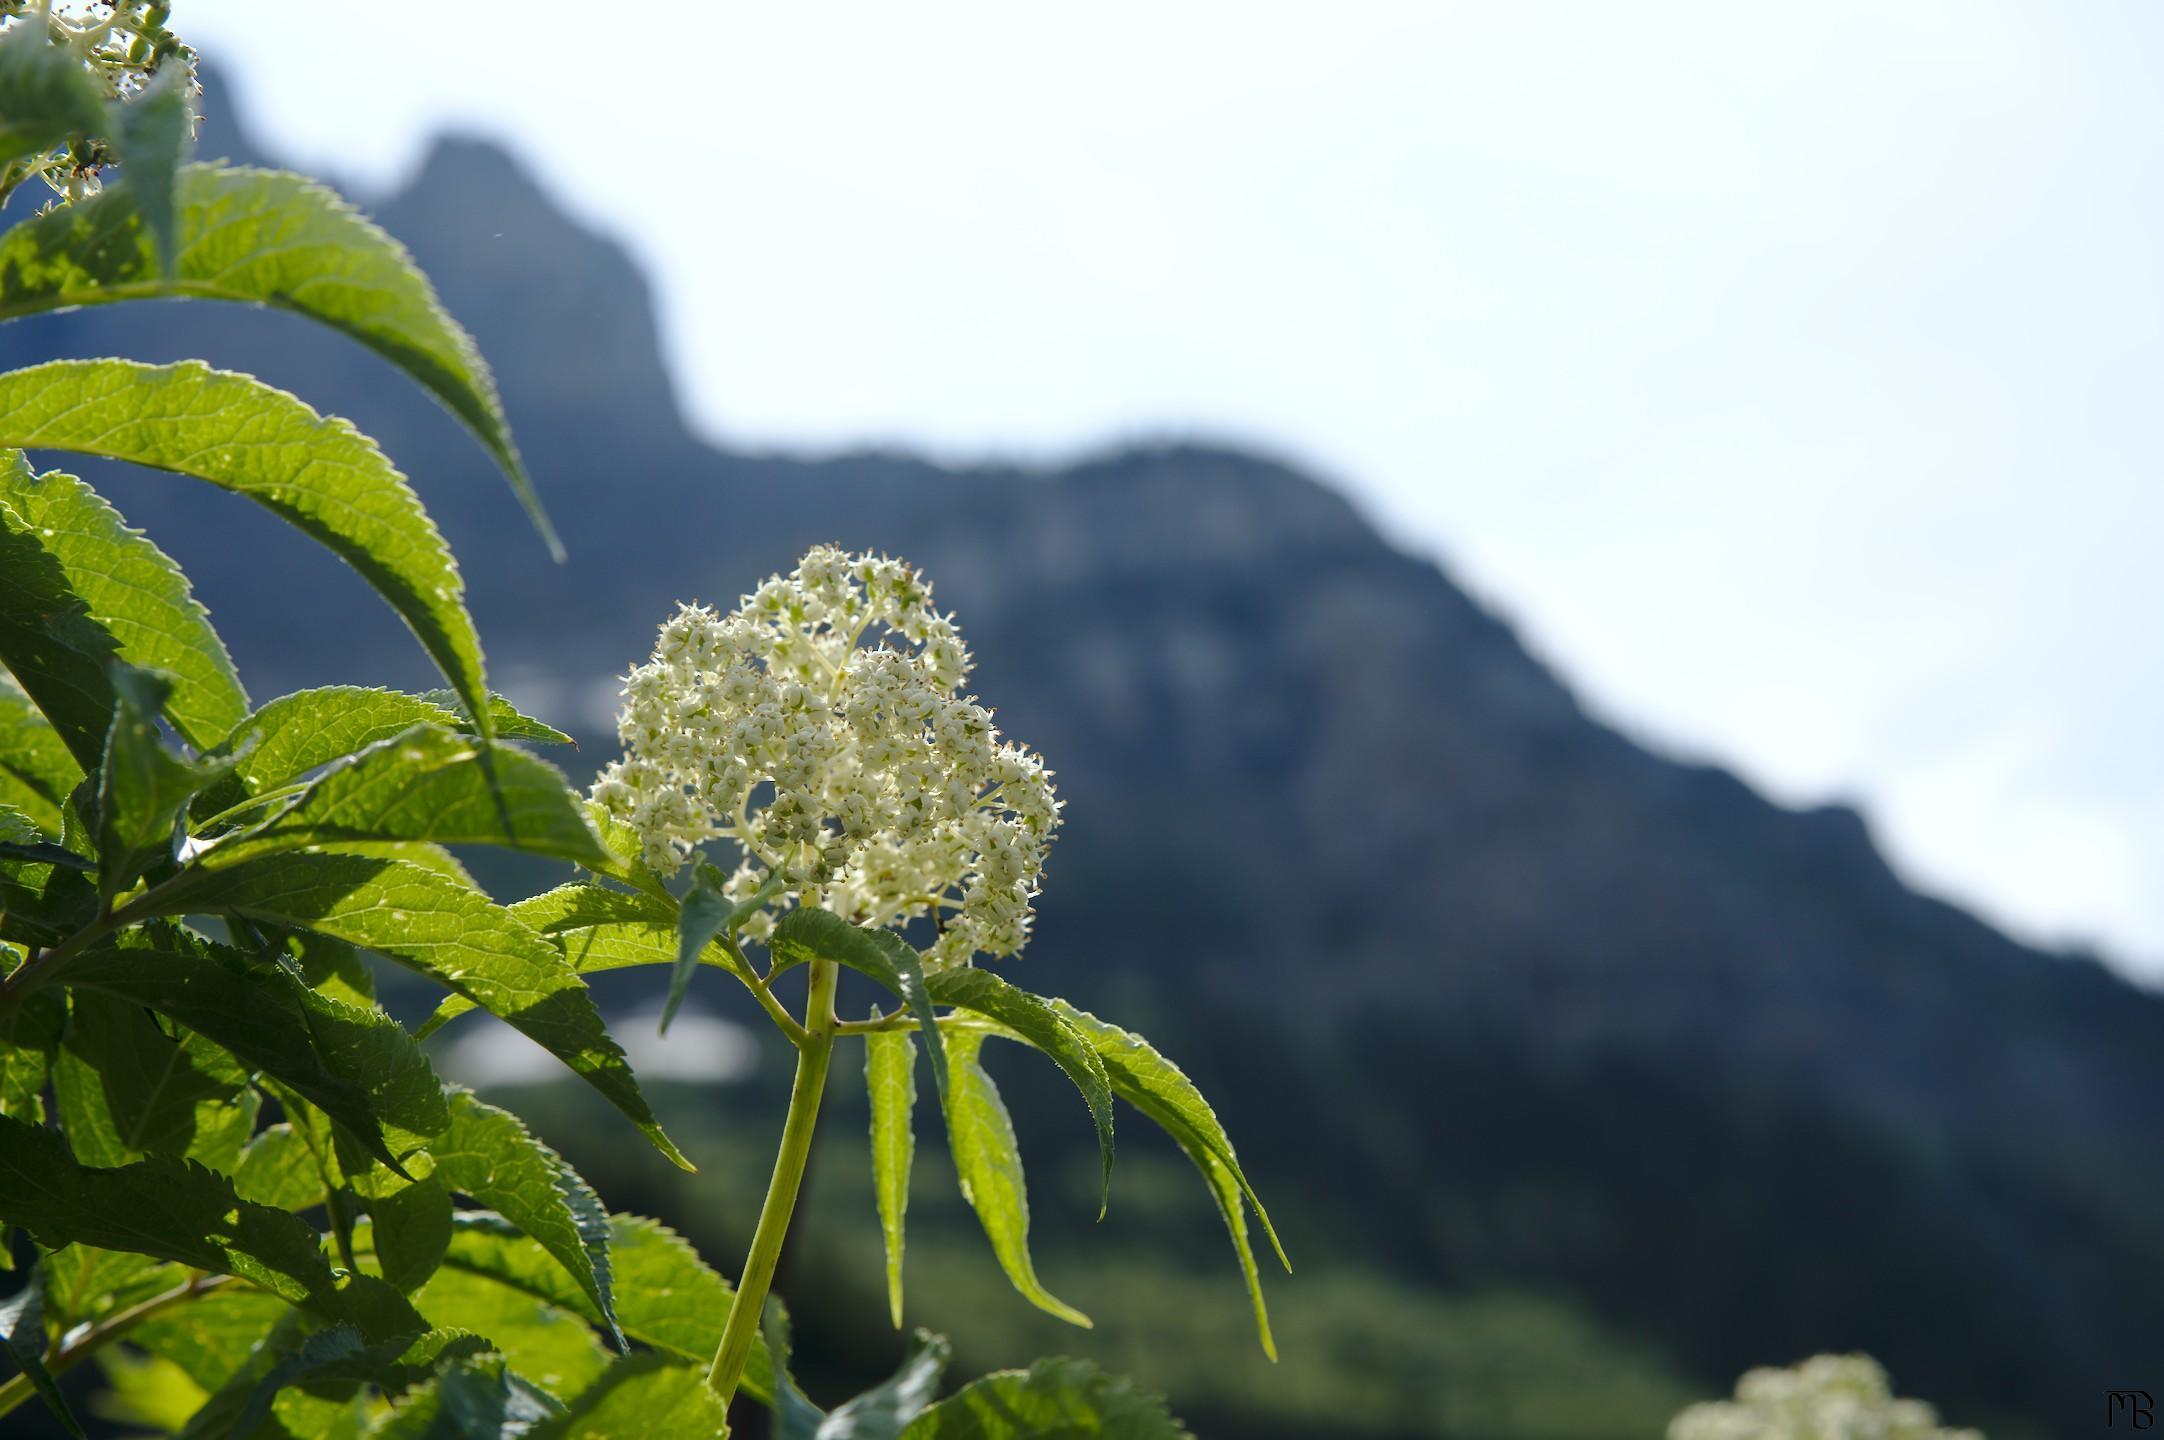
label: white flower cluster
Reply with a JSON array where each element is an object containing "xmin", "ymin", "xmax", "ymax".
[
  {"xmin": 1669, "ymin": 1355, "xmax": 1981, "ymax": 1440},
  {"xmin": 590, "ymin": 546, "xmax": 1060, "ymax": 969}
]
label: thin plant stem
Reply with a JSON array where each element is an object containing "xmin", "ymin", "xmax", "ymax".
[
  {"xmin": 0, "ymin": 1273, "xmax": 229, "ymax": 1421},
  {"xmin": 706, "ymin": 957, "xmax": 839, "ymax": 1405}
]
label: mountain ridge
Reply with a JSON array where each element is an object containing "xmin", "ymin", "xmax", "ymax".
[{"xmin": 6, "ymin": 91, "xmax": 2156, "ymax": 1434}]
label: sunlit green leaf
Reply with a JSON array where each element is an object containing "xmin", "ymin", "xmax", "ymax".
[
  {"xmin": 233, "ymin": 1124, "xmax": 330, "ymax": 1212},
  {"xmin": 407, "ymin": 1265, "xmax": 608, "ymax": 1399},
  {"xmin": 0, "ymin": 676, "xmax": 84, "ymax": 833},
  {"xmin": 0, "ymin": 842, "xmax": 94, "ymax": 947},
  {"xmin": 39, "ymin": 1244, "xmax": 179, "ymax": 1332},
  {"xmin": 201, "ymin": 687, "xmax": 562, "ymax": 819},
  {"xmin": 0, "ymin": 163, "xmax": 558, "ymax": 558},
  {"xmin": 433, "ymin": 1212, "xmax": 777, "ymax": 1405},
  {"xmin": 928, "ymin": 970, "xmax": 1113, "ymax": 1215},
  {"xmin": 213, "ymin": 724, "xmax": 605, "ymax": 867},
  {"xmin": 1049, "ymin": 1002, "xmax": 1286, "ymax": 1358},
  {"xmin": 867, "ymin": 1028, "xmax": 917, "ymax": 1329},
  {"xmin": 530, "ymin": 1353, "xmax": 729, "ymax": 1440},
  {"xmin": 941, "ymin": 1028, "xmax": 1088, "ymax": 1329},
  {"xmin": 94, "ymin": 666, "xmax": 233, "ymax": 901},
  {"xmin": 0, "ymin": 361, "xmax": 489, "ymax": 736},
  {"xmin": 899, "ymin": 1356, "xmax": 1192, "ymax": 1440},
  {"xmin": 8, "ymin": 458, "xmax": 245, "ymax": 750},
  {"xmin": 420, "ymin": 883, "xmax": 751, "ymax": 1039},
  {"xmin": 365, "ymin": 1357, "xmax": 563, "ymax": 1440},
  {"xmin": 0, "ymin": 941, "xmax": 60, "ymax": 1123},
  {"xmin": 428, "ymin": 1091, "xmax": 620, "ymax": 1350},
  {"xmin": 148, "ymin": 851, "xmax": 687, "ymax": 1170},
  {"xmin": 414, "ymin": 690, "xmax": 572, "ymax": 746}
]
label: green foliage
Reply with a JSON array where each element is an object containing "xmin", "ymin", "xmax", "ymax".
[
  {"xmin": 900, "ymin": 1358, "xmax": 1190, "ymax": 1440},
  {"xmin": 867, "ymin": 1029, "xmax": 918, "ymax": 1329},
  {"xmin": 0, "ymin": 163, "xmax": 555, "ymax": 556},
  {"xmin": 0, "ymin": 359, "xmax": 492, "ymax": 733},
  {"xmin": 0, "ymin": 458, "xmax": 245, "ymax": 753},
  {"xmin": 941, "ymin": 1029, "xmax": 1089, "ymax": 1329},
  {"xmin": 0, "ymin": 10, "xmax": 1245, "ymax": 1433}
]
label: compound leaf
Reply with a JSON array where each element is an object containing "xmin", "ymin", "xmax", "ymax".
[
  {"xmin": 0, "ymin": 461, "xmax": 245, "ymax": 749},
  {"xmin": 148, "ymin": 850, "xmax": 687, "ymax": 1170},
  {"xmin": 0, "ymin": 163, "xmax": 557, "ymax": 557},
  {"xmin": 941, "ymin": 1029, "xmax": 1087, "ymax": 1329},
  {"xmin": 215, "ymin": 723, "xmax": 605, "ymax": 867},
  {"xmin": 0, "ymin": 360, "xmax": 489, "ymax": 736}
]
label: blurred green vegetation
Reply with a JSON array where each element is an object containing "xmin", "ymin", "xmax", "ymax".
[{"xmin": 449, "ymin": 1050, "xmax": 1699, "ymax": 1440}]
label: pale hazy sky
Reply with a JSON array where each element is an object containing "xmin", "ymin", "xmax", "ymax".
[{"xmin": 183, "ymin": 3, "xmax": 2164, "ymax": 977}]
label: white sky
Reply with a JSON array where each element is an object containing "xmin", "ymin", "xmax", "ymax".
[{"xmin": 183, "ymin": 3, "xmax": 2164, "ymax": 977}]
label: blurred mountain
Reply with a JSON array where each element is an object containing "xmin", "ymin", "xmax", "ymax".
[{"xmin": 13, "ymin": 87, "xmax": 2161, "ymax": 1435}]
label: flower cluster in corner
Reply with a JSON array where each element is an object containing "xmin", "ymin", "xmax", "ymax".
[
  {"xmin": 591, "ymin": 545, "xmax": 1061, "ymax": 968},
  {"xmin": 1668, "ymin": 1354, "xmax": 1981, "ymax": 1440}
]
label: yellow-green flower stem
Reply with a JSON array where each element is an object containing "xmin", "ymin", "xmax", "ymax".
[{"xmin": 707, "ymin": 956, "xmax": 840, "ymax": 1407}]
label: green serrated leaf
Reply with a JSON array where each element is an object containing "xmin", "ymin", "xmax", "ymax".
[
  {"xmin": 367, "ymin": 1175, "xmax": 453, "ymax": 1295},
  {"xmin": 4, "ymin": 459, "xmax": 246, "ymax": 748},
  {"xmin": 0, "ymin": 1112, "xmax": 423, "ymax": 1340},
  {"xmin": 414, "ymin": 690, "xmax": 573, "ymax": 746},
  {"xmin": 0, "ymin": 18, "xmax": 103, "ymax": 170},
  {"xmin": 428, "ymin": 1090, "xmax": 621, "ymax": 1351},
  {"xmin": 202, "ymin": 687, "xmax": 557, "ymax": 819},
  {"xmin": 1049, "ymin": 1002, "xmax": 1285, "ymax": 1358},
  {"xmin": 770, "ymin": 908, "xmax": 947, "ymax": 1097},
  {"xmin": 668, "ymin": 865, "xmax": 779, "ymax": 1031},
  {"xmin": 234, "ymin": 1124, "xmax": 330, "ymax": 1212},
  {"xmin": 941, "ymin": 1029, "xmax": 1088, "ymax": 1330},
  {"xmin": 0, "ymin": 942, "xmax": 60, "ymax": 1123},
  {"xmin": 432, "ymin": 1212, "xmax": 778, "ymax": 1406},
  {"xmin": 408, "ymin": 1264, "xmax": 608, "ymax": 1398},
  {"xmin": 899, "ymin": 1356, "xmax": 1192, "ymax": 1440},
  {"xmin": 51, "ymin": 988, "xmax": 252, "ymax": 1169},
  {"xmin": 867, "ymin": 1029, "xmax": 917, "ymax": 1330},
  {"xmin": 365, "ymin": 1356, "xmax": 564, "ymax": 1440},
  {"xmin": 213, "ymin": 723, "xmax": 605, "ymax": 867},
  {"xmin": 147, "ymin": 851, "xmax": 687, "ymax": 1170},
  {"xmin": 123, "ymin": 1283, "xmax": 294, "ymax": 1396},
  {"xmin": 39, "ymin": 1244, "xmax": 179, "ymax": 1332},
  {"xmin": 0, "ymin": 163, "xmax": 558, "ymax": 559},
  {"xmin": 0, "ymin": 361, "xmax": 491, "ymax": 737},
  {"xmin": 0, "ymin": 840, "xmax": 95, "ymax": 947},
  {"xmin": 0, "ymin": 678, "xmax": 83, "ymax": 833},
  {"xmin": 420, "ymin": 882, "xmax": 755, "ymax": 1039},
  {"xmin": 530, "ymin": 1353, "xmax": 729, "ymax": 1440},
  {"xmin": 927, "ymin": 971, "xmax": 1114, "ymax": 1216},
  {"xmin": 111, "ymin": 65, "xmax": 193, "ymax": 273},
  {"xmin": 95, "ymin": 665, "xmax": 234, "ymax": 902},
  {"xmin": 0, "ymin": 1264, "xmax": 86, "ymax": 1438},
  {"xmin": 58, "ymin": 924, "xmax": 448, "ymax": 1172}
]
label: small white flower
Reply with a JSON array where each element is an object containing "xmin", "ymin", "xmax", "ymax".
[{"xmin": 591, "ymin": 546, "xmax": 1062, "ymax": 968}]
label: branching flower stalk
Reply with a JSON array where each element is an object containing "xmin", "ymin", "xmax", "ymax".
[{"xmin": 590, "ymin": 546, "xmax": 1066, "ymax": 1406}]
